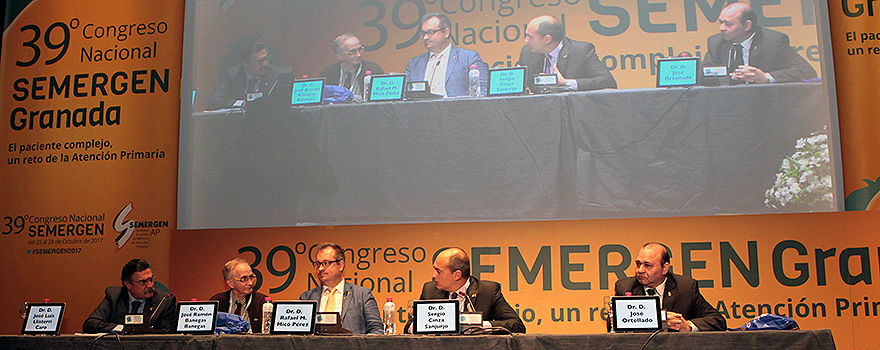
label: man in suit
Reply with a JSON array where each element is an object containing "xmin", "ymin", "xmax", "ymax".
[
  {"xmin": 518, "ymin": 15, "xmax": 616, "ymax": 92},
  {"xmin": 702, "ymin": 2, "xmax": 816, "ymax": 84},
  {"xmin": 209, "ymin": 258, "xmax": 269, "ymax": 332},
  {"xmin": 83, "ymin": 259, "xmax": 177, "ymax": 333},
  {"xmin": 406, "ymin": 247, "xmax": 526, "ymax": 333},
  {"xmin": 614, "ymin": 243, "xmax": 727, "ymax": 331},
  {"xmin": 318, "ymin": 33, "xmax": 384, "ymax": 99},
  {"xmin": 207, "ymin": 41, "xmax": 284, "ymax": 109},
  {"xmin": 405, "ymin": 13, "xmax": 487, "ymax": 97},
  {"xmin": 300, "ymin": 243, "xmax": 383, "ymax": 334}
]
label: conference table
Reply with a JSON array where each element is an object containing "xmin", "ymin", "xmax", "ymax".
[
  {"xmin": 0, "ymin": 329, "xmax": 836, "ymax": 349},
  {"xmin": 180, "ymin": 83, "xmax": 833, "ymax": 229}
]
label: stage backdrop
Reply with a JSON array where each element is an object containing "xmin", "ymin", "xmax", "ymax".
[{"xmin": 2, "ymin": 2, "xmax": 880, "ymax": 350}]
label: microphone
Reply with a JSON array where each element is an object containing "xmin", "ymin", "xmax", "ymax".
[
  {"xmin": 148, "ymin": 293, "xmax": 173, "ymax": 328},
  {"xmin": 267, "ymin": 78, "xmax": 280, "ymax": 96},
  {"xmin": 463, "ymin": 292, "xmax": 477, "ymax": 313},
  {"xmin": 428, "ymin": 59, "xmax": 442, "ymax": 91}
]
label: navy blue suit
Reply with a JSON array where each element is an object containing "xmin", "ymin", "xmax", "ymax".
[{"xmin": 405, "ymin": 45, "xmax": 487, "ymax": 97}]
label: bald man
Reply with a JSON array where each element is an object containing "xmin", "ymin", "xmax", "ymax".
[
  {"xmin": 406, "ymin": 247, "xmax": 525, "ymax": 333},
  {"xmin": 517, "ymin": 15, "xmax": 616, "ymax": 92},
  {"xmin": 614, "ymin": 243, "xmax": 726, "ymax": 331},
  {"xmin": 702, "ymin": 2, "xmax": 816, "ymax": 84}
]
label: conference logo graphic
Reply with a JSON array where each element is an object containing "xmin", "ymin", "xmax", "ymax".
[
  {"xmin": 114, "ymin": 203, "xmax": 136, "ymax": 248},
  {"xmin": 113, "ymin": 203, "xmax": 169, "ymax": 249}
]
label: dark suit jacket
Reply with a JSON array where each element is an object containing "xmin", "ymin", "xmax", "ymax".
[
  {"xmin": 82, "ymin": 286, "xmax": 177, "ymax": 333},
  {"xmin": 209, "ymin": 289, "xmax": 269, "ymax": 333},
  {"xmin": 206, "ymin": 64, "xmax": 285, "ymax": 109},
  {"xmin": 702, "ymin": 26, "xmax": 816, "ymax": 83},
  {"xmin": 406, "ymin": 276, "xmax": 526, "ymax": 333},
  {"xmin": 614, "ymin": 273, "xmax": 727, "ymax": 331},
  {"xmin": 517, "ymin": 37, "xmax": 617, "ymax": 92},
  {"xmin": 299, "ymin": 282, "xmax": 383, "ymax": 334},
  {"xmin": 405, "ymin": 45, "xmax": 488, "ymax": 97},
  {"xmin": 318, "ymin": 60, "xmax": 384, "ymax": 90}
]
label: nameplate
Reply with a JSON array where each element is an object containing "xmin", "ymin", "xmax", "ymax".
[
  {"xmin": 460, "ymin": 312, "xmax": 482, "ymax": 325},
  {"xmin": 175, "ymin": 301, "xmax": 218, "ymax": 334},
  {"xmin": 21, "ymin": 303, "xmax": 65, "ymax": 335},
  {"xmin": 412, "ymin": 299, "xmax": 459, "ymax": 334},
  {"xmin": 611, "ymin": 295, "xmax": 663, "ymax": 333},
  {"xmin": 125, "ymin": 314, "xmax": 144, "ymax": 325},
  {"xmin": 246, "ymin": 92, "xmax": 263, "ymax": 101},
  {"xmin": 316, "ymin": 312, "xmax": 338, "ymax": 325},
  {"xmin": 270, "ymin": 300, "xmax": 317, "ymax": 334}
]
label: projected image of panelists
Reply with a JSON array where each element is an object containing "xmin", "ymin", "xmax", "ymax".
[
  {"xmin": 487, "ymin": 66, "xmax": 528, "ymax": 96},
  {"xmin": 655, "ymin": 57, "xmax": 701, "ymax": 88},
  {"xmin": 291, "ymin": 77, "xmax": 326, "ymax": 106},
  {"xmin": 367, "ymin": 74, "xmax": 406, "ymax": 102}
]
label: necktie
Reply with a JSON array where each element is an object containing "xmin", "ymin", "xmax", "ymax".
[
  {"xmin": 130, "ymin": 300, "xmax": 142, "ymax": 313},
  {"xmin": 343, "ymin": 72, "xmax": 353, "ymax": 90},
  {"xmin": 324, "ymin": 288, "xmax": 337, "ymax": 312},
  {"xmin": 543, "ymin": 54, "xmax": 553, "ymax": 74},
  {"xmin": 451, "ymin": 292, "xmax": 466, "ymax": 312},
  {"xmin": 233, "ymin": 298, "xmax": 247, "ymax": 318},
  {"xmin": 729, "ymin": 43, "xmax": 744, "ymax": 74},
  {"xmin": 646, "ymin": 288, "xmax": 656, "ymax": 296},
  {"xmin": 248, "ymin": 77, "xmax": 259, "ymax": 92},
  {"xmin": 428, "ymin": 54, "xmax": 442, "ymax": 92}
]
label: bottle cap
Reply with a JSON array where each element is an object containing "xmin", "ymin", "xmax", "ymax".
[
  {"xmin": 470, "ymin": 64, "xmax": 477, "ymax": 69},
  {"xmin": 302, "ymin": 75, "xmax": 308, "ymax": 78},
  {"xmin": 387, "ymin": 297, "xmax": 393, "ymax": 302},
  {"xmin": 625, "ymin": 292, "xmax": 632, "ymax": 296},
  {"xmin": 43, "ymin": 298, "xmax": 50, "ymax": 303},
  {"xmin": 191, "ymin": 298, "xmax": 198, "ymax": 301},
  {"xmin": 366, "ymin": 71, "xmax": 372, "ymax": 75},
  {"xmin": 265, "ymin": 297, "xmax": 272, "ymax": 302}
]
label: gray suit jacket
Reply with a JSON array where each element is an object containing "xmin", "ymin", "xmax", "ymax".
[
  {"xmin": 518, "ymin": 37, "xmax": 617, "ymax": 92},
  {"xmin": 300, "ymin": 282, "xmax": 383, "ymax": 334}
]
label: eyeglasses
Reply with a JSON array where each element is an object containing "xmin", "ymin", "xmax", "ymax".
[
  {"xmin": 313, "ymin": 260, "xmax": 342, "ymax": 269},
  {"xmin": 419, "ymin": 28, "xmax": 445, "ymax": 38},
  {"xmin": 232, "ymin": 274, "xmax": 257, "ymax": 283},
  {"xmin": 346, "ymin": 46, "xmax": 365, "ymax": 56},
  {"xmin": 131, "ymin": 277, "xmax": 154, "ymax": 286},
  {"xmin": 251, "ymin": 55, "xmax": 271, "ymax": 64}
]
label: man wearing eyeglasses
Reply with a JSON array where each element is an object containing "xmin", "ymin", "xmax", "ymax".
[
  {"xmin": 209, "ymin": 258, "xmax": 268, "ymax": 332},
  {"xmin": 207, "ymin": 41, "xmax": 285, "ymax": 109},
  {"xmin": 318, "ymin": 33, "xmax": 384, "ymax": 99},
  {"xmin": 300, "ymin": 243, "xmax": 383, "ymax": 334},
  {"xmin": 83, "ymin": 259, "xmax": 177, "ymax": 333},
  {"xmin": 404, "ymin": 13, "xmax": 487, "ymax": 97}
]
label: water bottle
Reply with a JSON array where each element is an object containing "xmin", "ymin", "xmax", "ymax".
[
  {"xmin": 468, "ymin": 64, "xmax": 480, "ymax": 97},
  {"xmin": 261, "ymin": 297, "xmax": 273, "ymax": 334},
  {"xmin": 383, "ymin": 297, "xmax": 396, "ymax": 335},
  {"xmin": 363, "ymin": 70, "xmax": 373, "ymax": 101}
]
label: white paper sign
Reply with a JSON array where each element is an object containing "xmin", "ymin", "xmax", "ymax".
[
  {"xmin": 176, "ymin": 303, "xmax": 216, "ymax": 332},
  {"xmin": 614, "ymin": 299, "xmax": 660, "ymax": 329},
  {"xmin": 415, "ymin": 302, "xmax": 456, "ymax": 332},
  {"xmin": 273, "ymin": 304, "xmax": 314, "ymax": 332},
  {"xmin": 24, "ymin": 305, "xmax": 62, "ymax": 332}
]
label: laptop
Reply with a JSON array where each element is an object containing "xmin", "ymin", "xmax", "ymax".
[
  {"xmin": 270, "ymin": 300, "xmax": 318, "ymax": 335},
  {"xmin": 21, "ymin": 302, "xmax": 65, "ymax": 335},
  {"xmin": 174, "ymin": 301, "xmax": 219, "ymax": 335},
  {"xmin": 655, "ymin": 57, "xmax": 701, "ymax": 88},
  {"xmin": 487, "ymin": 66, "xmax": 528, "ymax": 96},
  {"xmin": 367, "ymin": 74, "xmax": 406, "ymax": 102},
  {"xmin": 411, "ymin": 299, "xmax": 460, "ymax": 335},
  {"xmin": 611, "ymin": 295, "xmax": 664, "ymax": 333},
  {"xmin": 291, "ymin": 77, "xmax": 326, "ymax": 106}
]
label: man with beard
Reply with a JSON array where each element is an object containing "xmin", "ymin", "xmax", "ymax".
[
  {"xmin": 83, "ymin": 259, "xmax": 177, "ymax": 333},
  {"xmin": 207, "ymin": 41, "xmax": 284, "ymax": 109},
  {"xmin": 300, "ymin": 243, "xmax": 383, "ymax": 334}
]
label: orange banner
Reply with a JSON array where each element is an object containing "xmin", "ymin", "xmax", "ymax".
[{"xmin": 0, "ymin": 0, "xmax": 183, "ymax": 334}]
